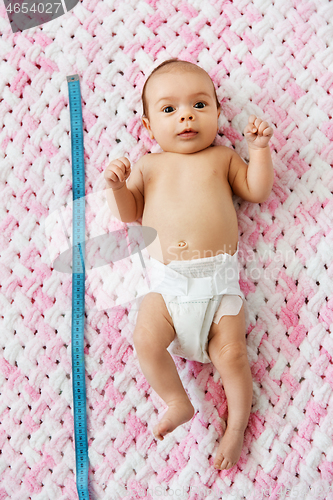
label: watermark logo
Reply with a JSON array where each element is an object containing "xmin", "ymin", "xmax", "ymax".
[
  {"xmin": 44, "ymin": 189, "xmax": 298, "ymax": 313},
  {"xmin": 127, "ymin": 483, "xmax": 333, "ymax": 499},
  {"xmin": 3, "ymin": 0, "xmax": 79, "ymax": 32},
  {"xmin": 43, "ymin": 190, "xmax": 167, "ymax": 313}
]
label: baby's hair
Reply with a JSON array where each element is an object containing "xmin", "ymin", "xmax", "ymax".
[{"xmin": 141, "ymin": 58, "xmax": 221, "ymax": 119}]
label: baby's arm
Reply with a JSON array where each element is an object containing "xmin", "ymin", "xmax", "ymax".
[
  {"xmin": 104, "ymin": 156, "xmax": 144, "ymax": 222},
  {"xmin": 228, "ymin": 115, "xmax": 274, "ymax": 203}
]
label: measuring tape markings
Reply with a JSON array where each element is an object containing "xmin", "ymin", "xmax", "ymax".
[
  {"xmin": 66, "ymin": 75, "xmax": 158, "ymax": 498},
  {"xmin": 67, "ymin": 74, "xmax": 90, "ymax": 500}
]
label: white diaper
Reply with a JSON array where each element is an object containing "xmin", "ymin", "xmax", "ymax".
[{"xmin": 147, "ymin": 247, "xmax": 244, "ymax": 364}]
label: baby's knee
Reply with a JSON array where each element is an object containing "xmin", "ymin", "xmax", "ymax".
[
  {"xmin": 133, "ymin": 324, "xmax": 168, "ymax": 356},
  {"xmin": 216, "ymin": 340, "xmax": 248, "ymax": 364}
]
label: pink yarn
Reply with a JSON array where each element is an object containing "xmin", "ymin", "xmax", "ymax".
[{"xmin": 1, "ymin": 0, "xmax": 333, "ymax": 498}]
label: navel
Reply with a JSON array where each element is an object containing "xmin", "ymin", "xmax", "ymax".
[{"xmin": 178, "ymin": 240, "xmax": 188, "ymax": 248}]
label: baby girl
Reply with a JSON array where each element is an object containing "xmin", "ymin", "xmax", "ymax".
[{"xmin": 104, "ymin": 59, "xmax": 274, "ymax": 470}]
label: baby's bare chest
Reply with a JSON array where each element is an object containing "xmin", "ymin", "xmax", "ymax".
[
  {"xmin": 143, "ymin": 155, "xmax": 232, "ymax": 207},
  {"xmin": 140, "ymin": 151, "xmax": 239, "ymax": 261}
]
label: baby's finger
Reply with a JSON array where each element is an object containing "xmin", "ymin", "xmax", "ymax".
[
  {"xmin": 118, "ymin": 156, "xmax": 131, "ymax": 170},
  {"xmin": 120, "ymin": 160, "xmax": 131, "ymax": 178},
  {"xmin": 263, "ymin": 126, "xmax": 274, "ymax": 137},
  {"xmin": 257, "ymin": 121, "xmax": 268, "ymax": 134},
  {"xmin": 105, "ymin": 169, "xmax": 119, "ymax": 183},
  {"xmin": 244, "ymin": 129, "xmax": 256, "ymax": 140},
  {"xmin": 254, "ymin": 117, "xmax": 264, "ymax": 131},
  {"xmin": 111, "ymin": 164, "xmax": 126, "ymax": 182},
  {"xmin": 244, "ymin": 123, "xmax": 253, "ymax": 135},
  {"xmin": 111, "ymin": 159, "xmax": 126, "ymax": 171},
  {"xmin": 124, "ymin": 167, "xmax": 131, "ymax": 180},
  {"xmin": 104, "ymin": 166, "xmax": 115, "ymax": 179},
  {"xmin": 248, "ymin": 114, "xmax": 257, "ymax": 125}
]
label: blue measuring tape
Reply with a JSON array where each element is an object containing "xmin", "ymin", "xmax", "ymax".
[{"xmin": 67, "ymin": 74, "xmax": 90, "ymax": 500}]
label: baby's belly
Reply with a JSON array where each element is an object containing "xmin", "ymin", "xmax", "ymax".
[{"xmin": 142, "ymin": 201, "xmax": 239, "ymax": 264}]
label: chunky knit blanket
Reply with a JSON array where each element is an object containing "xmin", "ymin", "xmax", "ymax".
[{"xmin": 1, "ymin": 0, "xmax": 333, "ymax": 499}]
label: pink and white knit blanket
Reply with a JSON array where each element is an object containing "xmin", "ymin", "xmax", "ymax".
[{"xmin": 0, "ymin": 0, "xmax": 333, "ymax": 499}]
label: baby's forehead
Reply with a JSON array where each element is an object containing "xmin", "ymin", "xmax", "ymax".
[
  {"xmin": 151, "ymin": 66, "xmax": 206, "ymax": 83},
  {"xmin": 146, "ymin": 67, "xmax": 212, "ymax": 97}
]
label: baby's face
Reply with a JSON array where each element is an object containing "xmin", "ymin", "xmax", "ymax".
[{"xmin": 142, "ymin": 69, "xmax": 220, "ymax": 154}]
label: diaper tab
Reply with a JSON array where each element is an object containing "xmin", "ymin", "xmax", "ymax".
[
  {"xmin": 213, "ymin": 256, "xmax": 240, "ymax": 293},
  {"xmin": 147, "ymin": 253, "xmax": 242, "ymax": 298},
  {"xmin": 148, "ymin": 259, "xmax": 213, "ymax": 297},
  {"xmin": 148, "ymin": 259, "xmax": 188, "ymax": 295}
]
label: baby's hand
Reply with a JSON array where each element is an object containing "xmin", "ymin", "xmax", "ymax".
[
  {"xmin": 244, "ymin": 115, "xmax": 273, "ymax": 149},
  {"xmin": 104, "ymin": 157, "xmax": 131, "ymax": 190}
]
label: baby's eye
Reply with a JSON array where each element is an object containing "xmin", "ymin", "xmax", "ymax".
[
  {"xmin": 194, "ymin": 102, "xmax": 206, "ymax": 109},
  {"xmin": 163, "ymin": 106, "xmax": 175, "ymax": 113}
]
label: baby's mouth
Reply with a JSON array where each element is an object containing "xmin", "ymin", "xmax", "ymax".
[{"xmin": 178, "ymin": 129, "xmax": 198, "ymax": 138}]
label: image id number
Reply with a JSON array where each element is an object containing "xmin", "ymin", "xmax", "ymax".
[{"xmin": 6, "ymin": 2, "xmax": 62, "ymax": 14}]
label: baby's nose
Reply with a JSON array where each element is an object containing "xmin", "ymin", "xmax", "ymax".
[{"xmin": 180, "ymin": 112, "xmax": 194, "ymax": 121}]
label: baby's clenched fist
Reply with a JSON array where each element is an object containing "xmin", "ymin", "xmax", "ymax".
[
  {"xmin": 104, "ymin": 157, "xmax": 131, "ymax": 190},
  {"xmin": 244, "ymin": 115, "xmax": 273, "ymax": 150}
]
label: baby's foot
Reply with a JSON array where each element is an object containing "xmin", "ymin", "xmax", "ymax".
[
  {"xmin": 153, "ymin": 399, "xmax": 195, "ymax": 441},
  {"xmin": 213, "ymin": 427, "xmax": 244, "ymax": 470}
]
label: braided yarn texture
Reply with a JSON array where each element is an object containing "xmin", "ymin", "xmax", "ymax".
[{"xmin": 0, "ymin": 0, "xmax": 333, "ymax": 498}]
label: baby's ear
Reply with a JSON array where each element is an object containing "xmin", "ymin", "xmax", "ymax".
[{"xmin": 142, "ymin": 116, "xmax": 154, "ymax": 139}]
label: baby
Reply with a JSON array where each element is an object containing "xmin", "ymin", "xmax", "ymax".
[{"xmin": 104, "ymin": 59, "xmax": 274, "ymax": 470}]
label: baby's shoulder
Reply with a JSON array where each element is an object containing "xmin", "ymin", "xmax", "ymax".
[
  {"xmin": 139, "ymin": 152, "xmax": 163, "ymax": 164},
  {"xmin": 140, "ymin": 151, "xmax": 168, "ymax": 169},
  {"xmin": 133, "ymin": 152, "xmax": 156, "ymax": 170},
  {"xmin": 210, "ymin": 144, "xmax": 234, "ymax": 157},
  {"xmin": 208, "ymin": 145, "xmax": 236, "ymax": 166}
]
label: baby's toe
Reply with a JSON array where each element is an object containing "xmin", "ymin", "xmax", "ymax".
[
  {"xmin": 153, "ymin": 425, "xmax": 164, "ymax": 441},
  {"xmin": 220, "ymin": 458, "xmax": 230, "ymax": 470},
  {"xmin": 214, "ymin": 456, "xmax": 225, "ymax": 470},
  {"xmin": 154, "ymin": 420, "xmax": 172, "ymax": 441},
  {"xmin": 214, "ymin": 459, "xmax": 221, "ymax": 470},
  {"xmin": 214, "ymin": 455, "xmax": 235, "ymax": 471}
]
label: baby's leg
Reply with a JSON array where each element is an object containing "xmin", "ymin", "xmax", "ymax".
[
  {"xmin": 133, "ymin": 292, "xmax": 194, "ymax": 440},
  {"xmin": 208, "ymin": 304, "xmax": 252, "ymax": 470}
]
